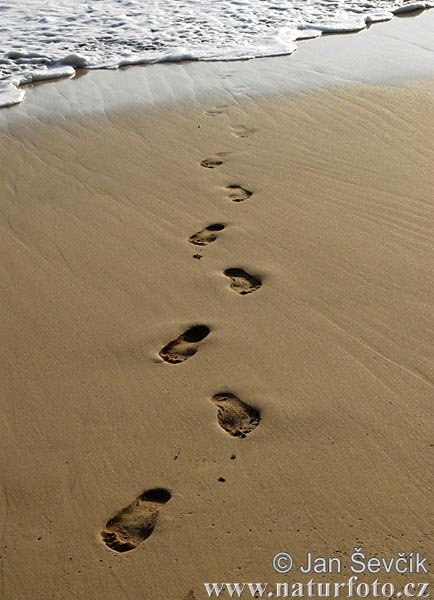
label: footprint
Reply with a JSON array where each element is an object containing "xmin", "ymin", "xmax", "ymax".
[
  {"xmin": 204, "ymin": 106, "xmax": 228, "ymax": 117},
  {"xmin": 188, "ymin": 223, "xmax": 225, "ymax": 246},
  {"xmin": 232, "ymin": 125, "xmax": 256, "ymax": 138},
  {"xmin": 159, "ymin": 325, "xmax": 210, "ymax": 364},
  {"xmin": 223, "ymin": 268, "xmax": 262, "ymax": 295},
  {"xmin": 211, "ymin": 392, "xmax": 260, "ymax": 438},
  {"xmin": 101, "ymin": 488, "xmax": 171, "ymax": 553},
  {"xmin": 226, "ymin": 184, "xmax": 252, "ymax": 203},
  {"xmin": 201, "ymin": 152, "xmax": 228, "ymax": 169},
  {"xmin": 201, "ymin": 158, "xmax": 223, "ymax": 169}
]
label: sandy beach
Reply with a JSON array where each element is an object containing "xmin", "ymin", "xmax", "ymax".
[{"xmin": 1, "ymin": 11, "xmax": 434, "ymax": 600}]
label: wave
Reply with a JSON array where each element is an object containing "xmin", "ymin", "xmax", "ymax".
[{"xmin": 0, "ymin": 0, "xmax": 432, "ymax": 108}]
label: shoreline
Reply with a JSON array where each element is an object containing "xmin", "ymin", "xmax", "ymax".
[
  {"xmin": 2, "ymin": 8, "xmax": 434, "ymax": 130},
  {"xmin": 1, "ymin": 3, "xmax": 433, "ymax": 111}
]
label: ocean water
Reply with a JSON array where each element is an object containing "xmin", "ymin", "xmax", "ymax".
[{"xmin": 0, "ymin": 0, "xmax": 432, "ymax": 108}]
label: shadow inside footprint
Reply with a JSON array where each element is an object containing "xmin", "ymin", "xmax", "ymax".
[
  {"xmin": 226, "ymin": 185, "xmax": 252, "ymax": 202},
  {"xmin": 224, "ymin": 268, "xmax": 262, "ymax": 295},
  {"xmin": 201, "ymin": 157, "xmax": 223, "ymax": 169},
  {"xmin": 188, "ymin": 223, "xmax": 225, "ymax": 246},
  {"xmin": 159, "ymin": 325, "xmax": 210, "ymax": 364},
  {"xmin": 101, "ymin": 488, "xmax": 171, "ymax": 553},
  {"xmin": 212, "ymin": 392, "xmax": 260, "ymax": 438}
]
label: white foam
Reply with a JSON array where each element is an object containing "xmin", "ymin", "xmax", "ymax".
[
  {"xmin": 0, "ymin": 80, "xmax": 25, "ymax": 108},
  {"xmin": 0, "ymin": 0, "xmax": 433, "ymax": 109},
  {"xmin": 20, "ymin": 65, "xmax": 75, "ymax": 84}
]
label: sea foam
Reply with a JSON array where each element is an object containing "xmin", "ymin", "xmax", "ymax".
[{"xmin": 0, "ymin": 0, "xmax": 432, "ymax": 108}]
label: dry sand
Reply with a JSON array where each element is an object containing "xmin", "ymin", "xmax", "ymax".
[{"xmin": 0, "ymin": 77, "xmax": 433, "ymax": 599}]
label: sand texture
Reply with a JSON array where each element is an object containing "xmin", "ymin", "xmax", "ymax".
[{"xmin": 0, "ymin": 81, "xmax": 433, "ymax": 598}]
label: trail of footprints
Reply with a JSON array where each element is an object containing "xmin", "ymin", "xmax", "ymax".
[{"xmin": 101, "ymin": 109, "xmax": 262, "ymax": 554}]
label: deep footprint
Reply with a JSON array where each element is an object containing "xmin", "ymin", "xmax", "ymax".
[
  {"xmin": 226, "ymin": 185, "xmax": 252, "ymax": 202},
  {"xmin": 224, "ymin": 268, "xmax": 262, "ymax": 295},
  {"xmin": 212, "ymin": 392, "xmax": 260, "ymax": 438},
  {"xmin": 159, "ymin": 325, "xmax": 210, "ymax": 364},
  {"xmin": 188, "ymin": 223, "xmax": 225, "ymax": 246},
  {"xmin": 101, "ymin": 488, "xmax": 171, "ymax": 553}
]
